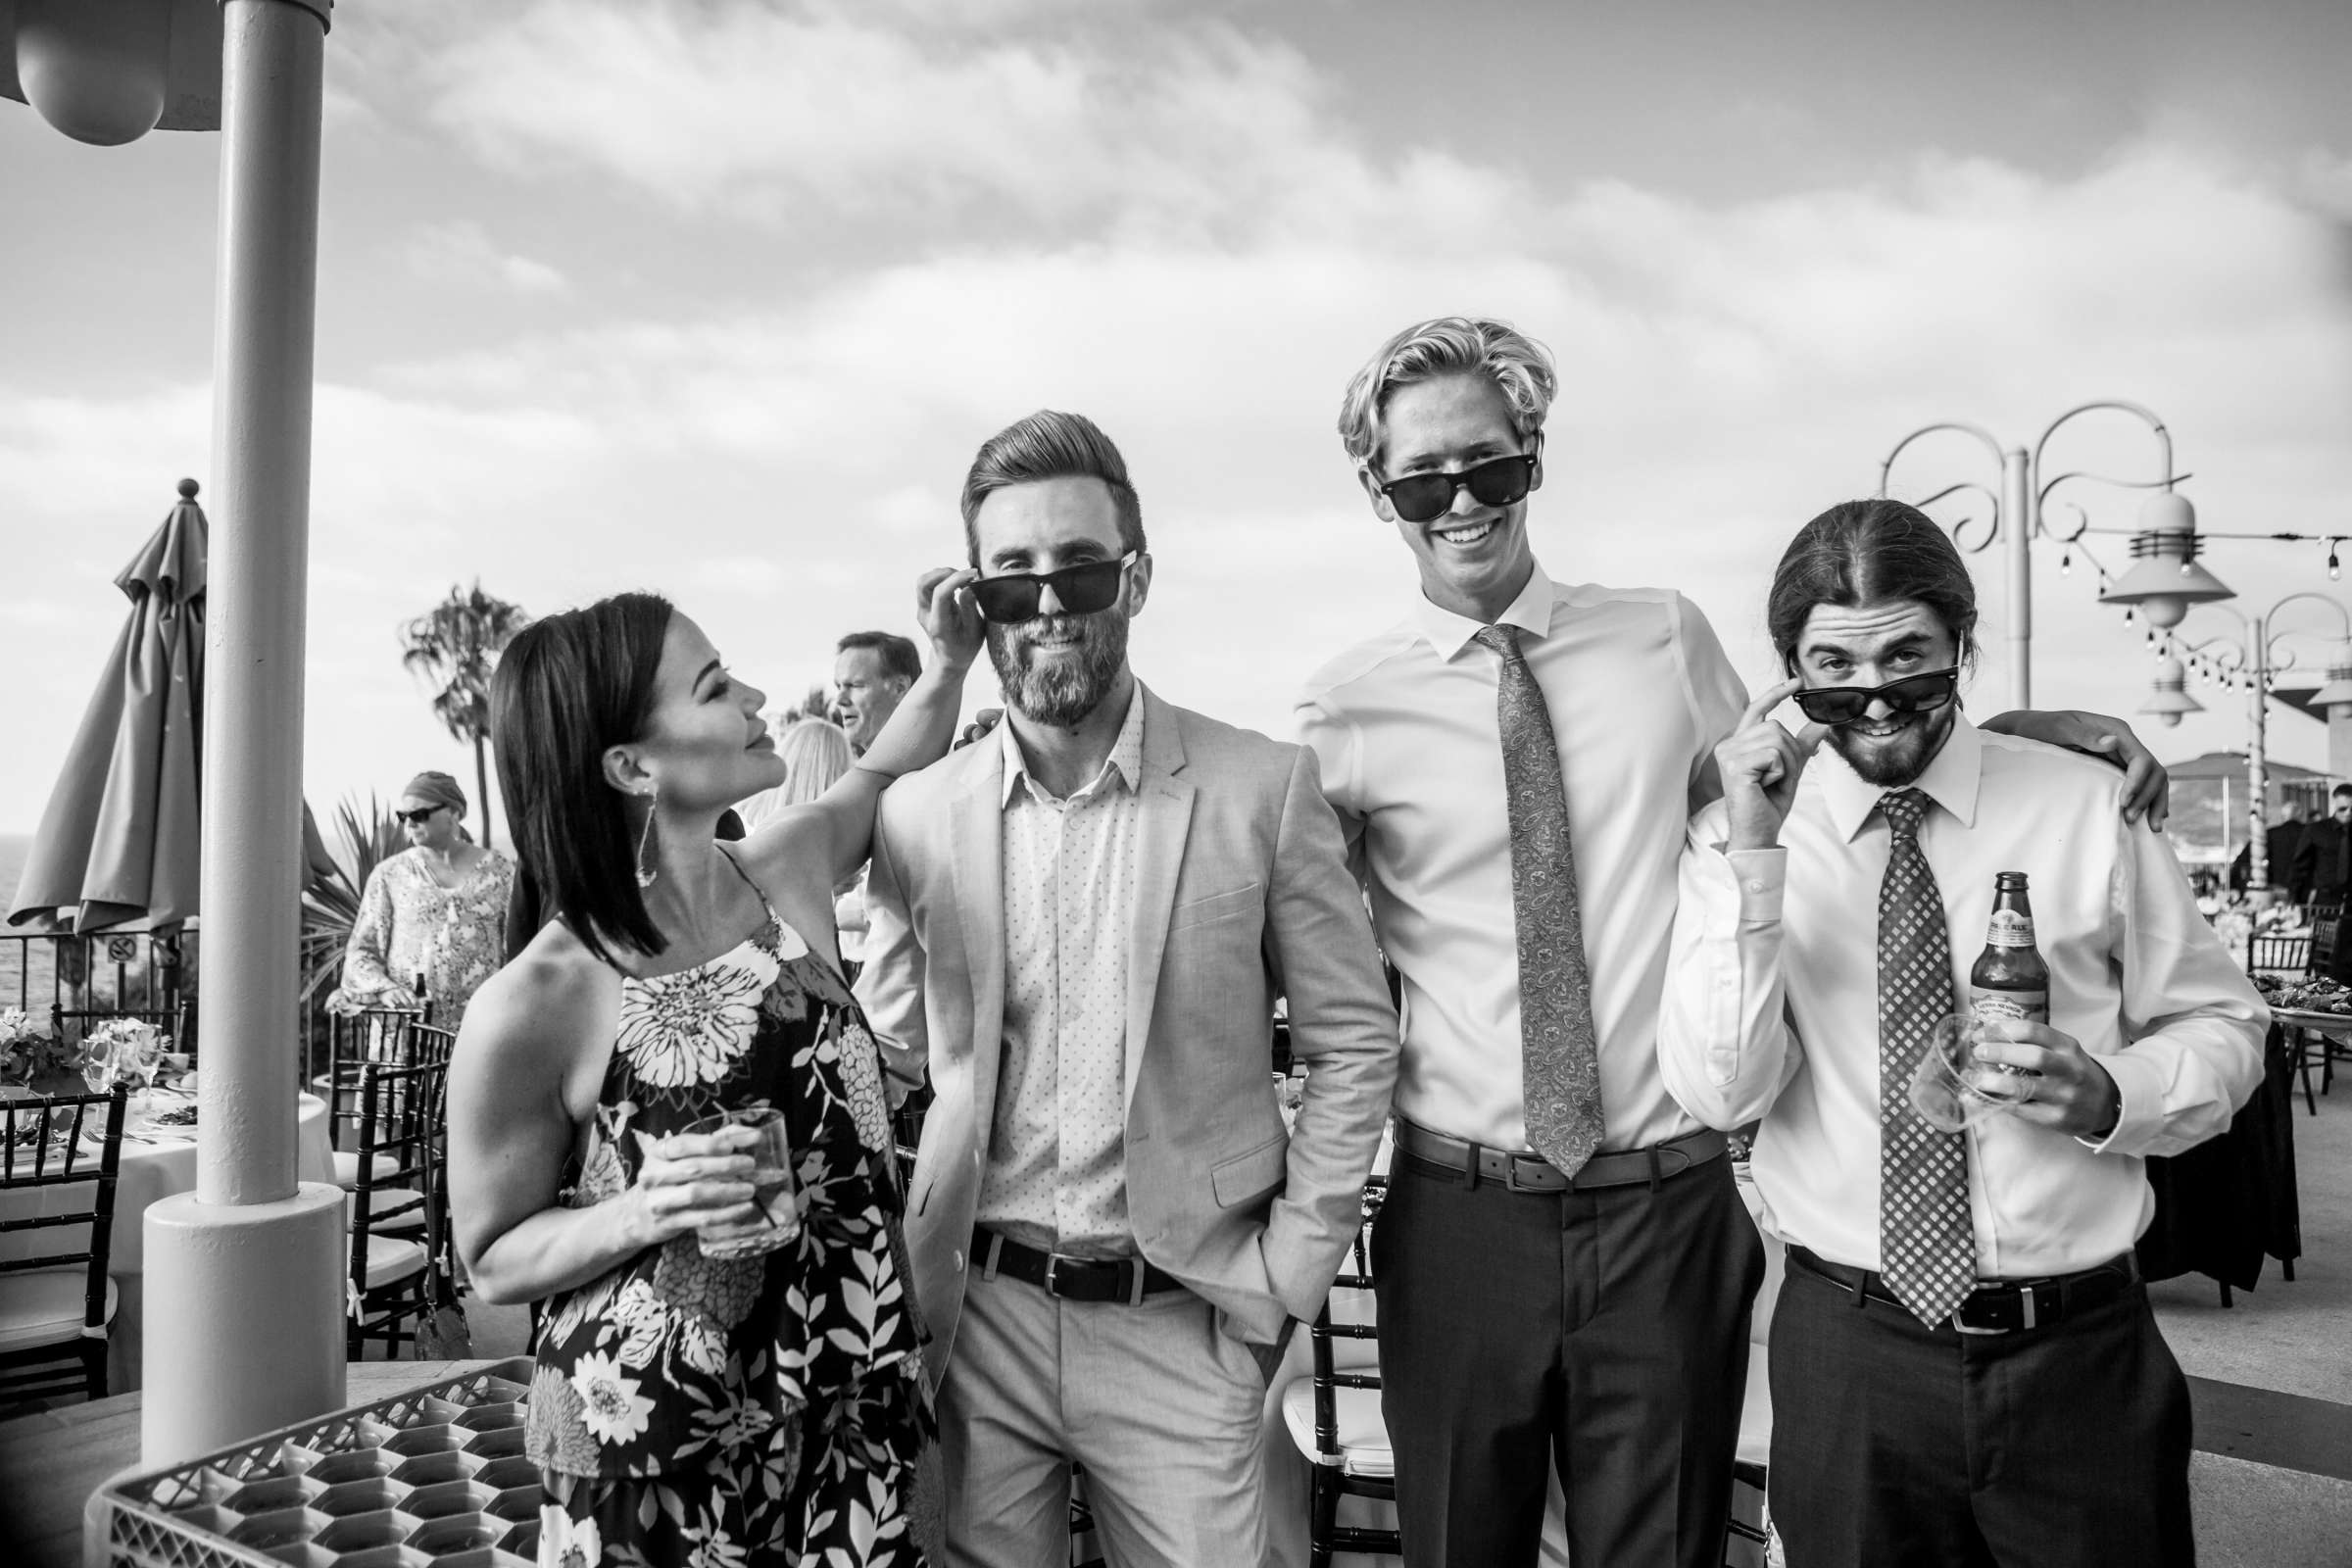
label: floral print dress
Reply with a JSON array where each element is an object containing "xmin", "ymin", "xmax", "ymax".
[{"xmin": 527, "ymin": 896, "xmax": 931, "ymax": 1568}]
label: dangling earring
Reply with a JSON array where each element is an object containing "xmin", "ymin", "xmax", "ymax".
[{"xmin": 633, "ymin": 785, "xmax": 660, "ymax": 889}]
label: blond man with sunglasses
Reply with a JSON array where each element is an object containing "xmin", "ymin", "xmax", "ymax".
[{"xmin": 1658, "ymin": 499, "xmax": 2263, "ymax": 1566}]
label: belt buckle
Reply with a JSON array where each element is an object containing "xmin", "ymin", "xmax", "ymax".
[
  {"xmin": 1042, "ymin": 1253, "xmax": 1064, "ymax": 1298},
  {"xmin": 1951, "ymin": 1286, "xmax": 2034, "ymax": 1336},
  {"xmin": 1504, "ymin": 1155, "xmax": 1555, "ymax": 1194}
]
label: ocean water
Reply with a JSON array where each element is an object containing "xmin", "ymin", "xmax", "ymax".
[{"xmin": 0, "ymin": 834, "xmax": 45, "ymax": 1010}]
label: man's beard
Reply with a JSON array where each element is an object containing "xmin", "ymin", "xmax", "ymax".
[
  {"xmin": 987, "ymin": 610, "xmax": 1128, "ymax": 728},
  {"xmin": 1829, "ymin": 704, "xmax": 1957, "ymax": 788}
]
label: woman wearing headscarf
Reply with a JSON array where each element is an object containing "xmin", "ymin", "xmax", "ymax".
[{"xmin": 329, "ymin": 768, "xmax": 517, "ymax": 1027}]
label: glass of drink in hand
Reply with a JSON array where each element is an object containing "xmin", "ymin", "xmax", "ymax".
[
  {"xmin": 1908, "ymin": 1013, "xmax": 2038, "ymax": 1135},
  {"xmin": 682, "ymin": 1106, "xmax": 800, "ymax": 1258}
]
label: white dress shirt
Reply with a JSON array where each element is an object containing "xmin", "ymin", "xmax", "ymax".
[
  {"xmin": 980, "ymin": 688, "xmax": 1146, "ymax": 1258},
  {"xmin": 1298, "ymin": 561, "xmax": 1748, "ymax": 1153},
  {"xmin": 1659, "ymin": 714, "xmax": 2269, "ymax": 1279}
]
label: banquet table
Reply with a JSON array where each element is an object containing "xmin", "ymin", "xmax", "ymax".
[{"xmin": 0, "ymin": 1090, "xmax": 335, "ymax": 1392}]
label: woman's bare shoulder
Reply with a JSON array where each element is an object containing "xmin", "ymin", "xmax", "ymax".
[{"xmin": 459, "ymin": 922, "xmax": 610, "ymax": 1071}]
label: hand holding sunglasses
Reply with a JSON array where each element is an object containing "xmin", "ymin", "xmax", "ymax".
[{"xmin": 1714, "ymin": 678, "xmax": 1836, "ymax": 853}]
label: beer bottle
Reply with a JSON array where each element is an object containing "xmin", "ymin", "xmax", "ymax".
[{"xmin": 1969, "ymin": 871, "xmax": 2049, "ymax": 1024}]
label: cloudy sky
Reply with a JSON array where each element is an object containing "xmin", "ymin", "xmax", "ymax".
[{"xmin": 5, "ymin": 0, "xmax": 2351, "ymax": 842}]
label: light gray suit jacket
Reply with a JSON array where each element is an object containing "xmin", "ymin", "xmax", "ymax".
[{"xmin": 857, "ymin": 685, "xmax": 1398, "ymax": 1391}]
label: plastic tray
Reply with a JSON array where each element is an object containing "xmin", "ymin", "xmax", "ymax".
[{"xmin": 87, "ymin": 1357, "xmax": 541, "ymax": 1568}]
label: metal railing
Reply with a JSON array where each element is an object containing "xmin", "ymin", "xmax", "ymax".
[{"xmin": 0, "ymin": 927, "xmax": 192, "ymax": 1017}]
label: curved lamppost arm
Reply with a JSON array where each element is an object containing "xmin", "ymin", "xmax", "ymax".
[
  {"xmin": 2031, "ymin": 400, "xmax": 2177, "ymax": 511},
  {"xmin": 1880, "ymin": 420, "xmax": 2006, "ymax": 497}
]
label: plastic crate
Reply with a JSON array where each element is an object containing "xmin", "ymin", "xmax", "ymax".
[{"xmin": 87, "ymin": 1357, "xmax": 541, "ymax": 1568}]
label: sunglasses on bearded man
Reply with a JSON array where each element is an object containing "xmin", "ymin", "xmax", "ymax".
[
  {"xmin": 969, "ymin": 552, "xmax": 1140, "ymax": 624},
  {"xmin": 1789, "ymin": 667, "xmax": 1962, "ymax": 727}
]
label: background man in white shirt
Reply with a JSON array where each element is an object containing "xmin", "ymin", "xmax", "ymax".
[
  {"xmin": 1298, "ymin": 317, "xmax": 2176, "ymax": 1568},
  {"xmin": 861, "ymin": 411, "xmax": 1397, "ymax": 1568},
  {"xmin": 1660, "ymin": 497, "xmax": 2266, "ymax": 1567},
  {"xmin": 834, "ymin": 629, "xmax": 922, "ymax": 757}
]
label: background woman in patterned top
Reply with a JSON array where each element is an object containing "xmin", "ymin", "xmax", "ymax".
[
  {"xmin": 328, "ymin": 768, "xmax": 515, "ymax": 1027},
  {"xmin": 450, "ymin": 571, "xmax": 979, "ymax": 1568}
]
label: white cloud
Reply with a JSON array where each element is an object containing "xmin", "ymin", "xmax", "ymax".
[
  {"xmin": 406, "ymin": 220, "xmax": 569, "ymax": 296},
  {"xmin": 7, "ymin": 0, "xmax": 2351, "ymax": 836}
]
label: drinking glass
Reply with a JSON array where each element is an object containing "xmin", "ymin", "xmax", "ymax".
[
  {"xmin": 1908, "ymin": 1014, "xmax": 2038, "ymax": 1134},
  {"xmin": 681, "ymin": 1106, "xmax": 800, "ymax": 1257}
]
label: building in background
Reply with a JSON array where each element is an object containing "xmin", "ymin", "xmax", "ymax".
[{"xmin": 2165, "ymin": 753, "xmax": 2334, "ymax": 874}]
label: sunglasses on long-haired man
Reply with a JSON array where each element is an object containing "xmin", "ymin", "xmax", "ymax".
[{"xmin": 1788, "ymin": 667, "xmax": 1961, "ymax": 727}]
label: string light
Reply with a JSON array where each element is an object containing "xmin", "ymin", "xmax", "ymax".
[
  {"xmin": 2059, "ymin": 548, "xmax": 2072, "ymax": 576},
  {"xmin": 2330, "ymin": 539, "xmax": 2341, "ymax": 581}
]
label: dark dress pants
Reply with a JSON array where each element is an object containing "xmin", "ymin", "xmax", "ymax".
[
  {"xmin": 1769, "ymin": 1256, "xmax": 2194, "ymax": 1568},
  {"xmin": 1372, "ymin": 1151, "xmax": 1764, "ymax": 1568}
]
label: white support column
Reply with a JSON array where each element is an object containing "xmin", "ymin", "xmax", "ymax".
[{"xmin": 142, "ymin": 0, "xmax": 344, "ymax": 1468}]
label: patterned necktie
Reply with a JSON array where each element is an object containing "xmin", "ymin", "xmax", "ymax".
[
  {"xmin": 1475, "ymin": 624, "xmax": 1605, "ymax": 1176},
  {"xmin": 1876, "ymin": 788, "xmax": 1976, "ymax": 1325}
]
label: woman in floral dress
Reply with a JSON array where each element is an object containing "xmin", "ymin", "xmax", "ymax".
[
  {"xmin": 329, "ymin": 769, "xmax": 515, "ymax": 1028},
  {"xmin": 450, "ymin": 572, "xmax": 980, "ymax": 1568}
]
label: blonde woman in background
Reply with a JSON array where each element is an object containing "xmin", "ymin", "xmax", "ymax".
[{"xmin": 741, "ymin": 718, "xmax": 872, "ymax": 961}]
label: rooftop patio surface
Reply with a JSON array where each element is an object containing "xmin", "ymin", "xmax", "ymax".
[{"xmin": 5, "ymin": 1090, "xmax": 2348, "ymax": 1568}]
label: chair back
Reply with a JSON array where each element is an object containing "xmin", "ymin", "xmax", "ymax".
[
  {"xmin": 0, "ymin": 1087, "xmax": 130, "ymax": 1380},
  {"xmin": 1308, "ymin": 1176, "xmax": 1384, "ymax": 1459},
  {"xmin": 2312, "ymin": 913, "xmax": 2341, "ymax": 974},
  {"xmin": 2249, "ymin": 932, "xmax": 2314, "ymax": 979},
  {"xmin": 405, "ymin": 1022, "xmax": 458, "ymax": 1069},
  {"xmin": 348, "ymin": 1058, "xmax": 448, "ymax": 1238},
  {"xmin": 345, "ymin": 1058, "xmax": 448, "ymax": 1355},
  {"xmin": 325, "ymin": 1007, "xmax": 428, "ymax": 1151}
]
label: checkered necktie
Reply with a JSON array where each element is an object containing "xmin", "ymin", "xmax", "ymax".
[
  {"xmin": 1876, "ymin": 788, "xmax": 1975, "ymax": 1325},
  {"xmin": 1476, "ymin": 624, "xmax": 1604, "ymax": 1176}
]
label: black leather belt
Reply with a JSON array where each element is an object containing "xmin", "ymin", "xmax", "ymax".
[
  {"xmin": 974, "ymin": 1227, "xmax": 1185, "ymax": 1305},
  {"xmin": 1788, "ymin": 1244, "xmax": 2139, "ymax": 1335},
  {"xmin": 1395, "ymin": 1120, "xmax": 1727, "ymax": 1194}
]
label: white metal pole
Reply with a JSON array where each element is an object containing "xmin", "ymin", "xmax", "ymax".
[
  {"xmin": 143, "ymin": 0, "xmax": 344, "ymax": 1467},
  {"xmin": 2003, "ymin": 446, "xmax": 2032, "ymax": 710},
  {"xmin": 2250, "ymin": 616, "xmax": 2271, "ymax": 895}
]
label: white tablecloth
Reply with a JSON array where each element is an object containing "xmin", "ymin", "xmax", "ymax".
[{"xmin": 0, "ymin": 1090, "xmax": 335, "ymax": 1390}]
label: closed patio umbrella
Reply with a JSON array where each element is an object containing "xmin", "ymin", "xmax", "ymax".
[{"xmin": 9, "ymin": 478, "xmax": 207, "ymax": 934}]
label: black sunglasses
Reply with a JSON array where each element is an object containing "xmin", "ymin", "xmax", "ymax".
[
  {"xmin": 395, "ymin": 804, "xmax": 448, "ymax": 825},
  {"xmin": 970, "ymin": 552, "xmax": 1138, "ymax": 624},
  {"xmin": 1374, "ymin": 452, "xmax": 1539, "ymax": 525},
  {"xmin": 1790, "ymin": 667, "xmax": 1962, "ymax": 727}
]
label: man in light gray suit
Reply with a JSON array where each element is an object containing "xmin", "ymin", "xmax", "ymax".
[{"xmin": 858, "ymin": 410, "xmax": 1398, "ymax": 1568}]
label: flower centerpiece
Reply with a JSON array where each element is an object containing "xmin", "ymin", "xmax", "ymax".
[{"xmin": 0, "ymin": 1008, "xmax": 75, "ymax": 1093}]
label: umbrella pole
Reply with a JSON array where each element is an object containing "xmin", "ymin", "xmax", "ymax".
[{"xmin": 142, "ymin": 0, "xmax": 345, "ymax": 1469}]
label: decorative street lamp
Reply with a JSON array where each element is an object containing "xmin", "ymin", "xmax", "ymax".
[
  {"xmin": 1881, "ymin": 401, "xmax": 2202, "ymax": 710},
  {"xmin": 5, "ymin": 0, "xmax": 345, "ymax": 1466},
  {"xmin": 2162, "ymin": 594, "xmax": 2352, "ymax": 896}
]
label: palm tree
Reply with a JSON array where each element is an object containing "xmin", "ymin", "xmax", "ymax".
[{"xmin": 399, "ymin": 582, "xmax": 531, "ymax": 848}]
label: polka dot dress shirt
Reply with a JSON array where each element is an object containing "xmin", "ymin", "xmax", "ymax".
[{"xmin": 979, "ymin": 688, "xmax": 1147, "ymax": 1258}]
